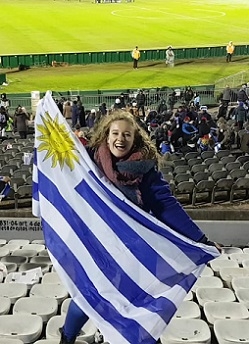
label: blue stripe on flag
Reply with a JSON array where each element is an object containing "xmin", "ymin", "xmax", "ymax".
[
  {"xmin": 76, "ymin": 179, "xmax": 197, "ymax": 291},
  {"xmin": 42, "ymin": 219, "xmax": 156, "ymax": 344},
  {"xmin": 38, "ymin": 170, "xmax": 177, "ymax": 323},
  {"xmin": 88, "ymin": 171, "xmax": 215, "ymax": 265}
]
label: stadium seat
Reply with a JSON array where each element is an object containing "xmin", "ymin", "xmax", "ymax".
[
  {"xmin": 210, "ymin": 258, "xmax": 239, "ymax": 276},
  {"xmin": 200, "ymin": 266, "xmax": 214, "ymax": 277},
  {"xmin": 60, "ymin": 298, "xmax": 71, "ymax": 316},
  {"xmin": 230, "ymin": 177, "xmax": 249, "ymax": 202},
  {"xmin": 226, "ymin": 162, "xmax": 241, "ymax": 172},
  {"xmin": 174, "ymin": 173, "xmax": 190, "ymax": 184},
  {"xmin": 174, "ymin": 181, "xmax": 195, "ymax": 204},
  {"xmin": 235, "ymin": 289, "xmax": 249, "ymax": 309},
  {"xmin": 46, "ymin": 315, "xmax": 97, "ymax": 343},
  {"xmin": 229, "ymin": 168, "xmax": 247, "ymax": 180},
  {"xmin": 1, "ymin": 244, "xmax": 22, "ymax": 254},
  {"xmin": 204, "ymin": 157, "xmax": 219, "ymax": 167},
  {"xmin": 0, "ymin": 239, "xmax": 7, "ymax": 246},
  {"xmin": 230, "ymin": 253, "xmax": 249, "ymax": 266},
  {"xmin": 196, "ymin": 287, "xmax": 236, "ymax": 307},
  {"xmin": 216, "ymin": 150, "xmax": 231, "ymax": 160},
  {"xmin": 208, "ymin": 162, "xmax": 224, "ymax": 174},
  {"xmin": 193, "ymin": 171, "xmax": 209, "ymax": 184},
  {"xmin": 204, "ymin": 301, "xmax": 249, "ymax": 326},
  {"xmin": 41, "ymin": 272, "xmax": 62, "ymax": 285},
  {"xmin": 201, "ymin": 151, "xmax": 214, "ymax": 160},
  {"xmin": 188, "ymin": 158, "xmax": 202, "ymax": 168},
  {"xmin": 183, "ymin": 291, "xmax": 193, "ymax": 302},
  {"xmin": 191, "ymin": 276, "xmax": 223, "ymax": 293},
  {"xmin": 3, "ymin": 262, "xmax": 18, "ymax": 273},
  {"xmin": 184, "ymin": 152, "xmax": 199, "ymax": 161},
  {"xmin": 211, "ymin": 170, "xmax": 229, "ymax": 182},
  {"xmin": 231, "ymin": 276, "xmax": 249, "ymax": 292},
  {"xmin": 30, "ymin": 256, "xmax": 53, "ymax": 267},
  {"xmin": 220, "ymin": 156, "xmax": 236, "ymax": 165},
  {"xmin": 30, "ymin": 284, "xmax": 68, "ymax": 305},
  {"xmin": 192, "ymin": 180, "xmax": 215, "ymax": 206},
  {"xmin": 160, "ymin": 318, "xmax": 211, "ymax": 344},
  {"xmin": 13, "ymin": 297, "xmax": 58, "ymax": 323},
  {"xmin": 173, "ymin": 301, "xmax": 201, "ymax": 319},
  {"xmin": 236, "ymin": 155, "xmax": 249, "ymax": 165},
  {"xmin": 0, "ymin": 314, "xmax": 43, "ymax": 343},
  {"xmin": 0, "ymin": 247, "xmax": 10, "ymax": 258},
  {"xmin": 214, "ymin": 319, "xmax": 249, "ymax": 344},
  {"xmin": 220, "ymin": 267, "xmax": 249, "ymax": 288},
  {"xmin": 191, "ymin": 164, "xmax": 206, "ymax": 174},
  {"xmin": 221, "ymin": 247, "xmax": 243, "ymax": 255},
  {"xmin": 12, "ymin": 249, "xmax": 37, "ymax": 258},
  {"xmin": 22, "ymin": 244, "xmax": 45, "ymax": 254},
  {"xmin": 0, "ymin": 339, "xmax": 24, "ymax": 344},
  {"xmin": 32, "ymin": 240, "xmax": 45, "ymax": 245},
  {"xmin": 0, "ymin": 296, "xmax": 11, "ymax": 315},
  {"xmin": 19, "ymin": 262, "xmax": 50, "ymax": 274},
  {"xmin": 8, "ymin": 239, "xmax": 30, "ymax": 247},
  {"xmin": 174, "ymin": 165, "xmax": 190, "ymax": 175},
  {"xmin": 211, "ymin": 178, "xmax": 234, "ymax": 204},
  {"xmin": 1, "ymin": 255, "xmax": 28, "ymax": 266},
  {"xmin": 0, "ymin": 282, "xmax": 27, "ymax": 304},
  {"xmin": 5, "ymin": 269, "xmax": 41, "ymax": 290}
]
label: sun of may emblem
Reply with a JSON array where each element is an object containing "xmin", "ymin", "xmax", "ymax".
[{"xmin": 37, "ymin": 111, "xmax": 79, "ymax": 170}]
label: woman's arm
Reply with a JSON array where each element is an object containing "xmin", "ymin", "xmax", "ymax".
[{"xmin": 141, "ymin": 168, "xmax": 207, "ymax": 242}]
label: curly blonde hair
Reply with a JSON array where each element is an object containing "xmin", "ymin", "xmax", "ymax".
[{"xmin": 89, "ymin": 111, "xmax": 159, "ymax": 161}]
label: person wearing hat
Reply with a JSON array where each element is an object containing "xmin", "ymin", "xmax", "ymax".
[
  {"xmin": 131, "ymin": 46, "xmax": 140, "ymax": 69},
  {"xmin": 165, "ymin": 46, "xmax": 175, "ymax": 67},
  {"xmin": 226, "ymin": 41, "xmax": 235, "ymax": 62}
]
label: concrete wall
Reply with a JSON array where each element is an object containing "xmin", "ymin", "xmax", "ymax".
[{"xmin": 0, "ymin": 217, "xmax": 248, "ymax": 247}]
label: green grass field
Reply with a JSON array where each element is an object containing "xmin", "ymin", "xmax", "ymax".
[{"xmin": 1, "ymin": 0, "xmax": 249, "ymax": 93}]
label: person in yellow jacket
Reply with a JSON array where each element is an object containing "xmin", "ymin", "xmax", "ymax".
[
  {"xmin": 131, "ymin": 46, "xmax": 140, "ymax": 69},
  {"xmin": 226, "ymin": 41, "xmax": 235, "ymax": 62}
]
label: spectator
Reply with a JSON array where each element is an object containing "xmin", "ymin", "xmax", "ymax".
[
  {"xmin": 0, "ymin": 93, "xmax": 10, "ymax": 112},
  {"xmin": 63, "ymin": 101, "xmax": 72, "ymax": 120},
  {"xmin": 99, "ymin": 102, "xmax": 107, "ymax": 116},
  {"xmin": 113, "ymin": 98, "xmax": 122, "ymax": 110},
  {"xmin": 234, "ymin": 102, "xmax": 248, "ymax": 131},
  {"xmin": 237, "ymin": 84, "xmax": 249, "ymax": 105},
  {"xmin": 222, "ymin": 85, "xmax": 232, "ymax": 106},
  {"xmin": 226, "ymin": 41, "xmax": 235, "ymax": 62},
  {"xmin": 165, "ymin": 46, "xmax": 175, "ymax": 67},
  {"xmin": 182, "ymin": 116, "xmax": 198, "ymax": 145},
  {"xmin": 0, "ymin": 106, "xmax": 8, "ymax": 137},
  {"xmin": 14, "ymin": 106, "xmax": 29, "ymax": 139},
  {"xmin": 184, "ymin": 86, "xmax": 194, "ymax": 105},
  {"xmin": 131, "ymin": 46, "xmax": 140, "ymax": 69},
  {"xmin": 136, "ymin": 89, "xmax": 146, "ymax": 117},
  {"xmin": 76, "ymin": 95, "xmax": 86, "ymax": 127},
  {"xmin": 154, "ymin": 122, "xmax": 169, "ymax": 151},
  {"xmin": 167, "ymin": 91, "xmax": 177, "ymax": 111}
]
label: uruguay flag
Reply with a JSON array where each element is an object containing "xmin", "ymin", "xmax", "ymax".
[{"xmin": 32, "ymin": 92, "xmax": 219, "ymax": 344}]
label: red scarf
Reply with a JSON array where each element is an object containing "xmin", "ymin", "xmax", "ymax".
[{"xmin": 94, "ymin": 143, "xmax": 145, "ymax": 205}]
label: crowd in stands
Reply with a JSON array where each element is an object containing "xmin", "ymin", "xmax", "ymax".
[{"xmin": 53, "ymin": 84, "xmax": 249, "ymax": 206}]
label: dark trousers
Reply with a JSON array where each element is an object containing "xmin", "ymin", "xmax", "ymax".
[
  {"xmin": 133, "ymin": 58, "xmax": 138, "ymax": 69},
  {"xmin": 226, "ymin": 53, "xmax": 232, "ymax": 62}
]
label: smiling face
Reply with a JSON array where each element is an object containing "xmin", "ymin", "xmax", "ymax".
[{"xmin": 107, "ymin": 120, "xmax": 135, "ymax": 159}]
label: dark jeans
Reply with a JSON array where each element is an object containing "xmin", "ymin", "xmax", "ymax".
[
  {"xmin": 62, "ymin": 300, "xmax": 89, "ymax": 341},
  {"xmin": 226, "ymin": 53, "xmax": 232, "ymax": 62},
  {"xmin": 133, "ymin": 58, "xmax": 138, "ymax": 69}
]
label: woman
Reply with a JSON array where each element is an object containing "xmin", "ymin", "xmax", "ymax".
[{"xmin": 60, "ymin": 111, "xmax": 220, "ymax": 344}]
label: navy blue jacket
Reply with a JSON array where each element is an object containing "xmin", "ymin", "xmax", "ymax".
[{"xmin": 139, "ymin": 166, "xmax": 205, "ymax": 243}]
